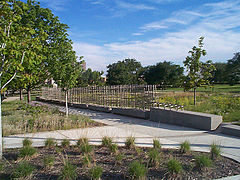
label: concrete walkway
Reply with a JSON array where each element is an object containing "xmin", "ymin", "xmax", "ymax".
[{"xmin": 4, "ymin": 102, "xmax": 240, "ymax": 164}]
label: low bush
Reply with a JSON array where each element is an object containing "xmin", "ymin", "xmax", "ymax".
[
  {"xmin": 59, "ymin": 161, "xmax": 77, "ymax": 180},
  {"xmin": 23, "ymin": 138, "xmax": 33, "ymax": 147},
  {"xmin": 12, "ymin": 161, "xmax": 35, "ymax": 179},
  {"xmin": 180, "ymin": 141, "xmax": 191, "ymax": 154},
  {"xmin": 125, "ymin": 137, "xmax": 135, "ymax": 149},
  {"xmin": 43, "ymin": 155, "xmax": 55, "ymax": 168},
  {"xmin": 153, "ymin": 139, "xmax": 161, "ymax": 150},
  {"xmin": 61, "ymin": 139, "xmax": 70, "ymax": 148},
  {"xmin": 102, "ymin": 136, "xmax": 112, "ymax": 147},
  {"xmin": 88, "ymin": 165, "xmax": 103, "ymax": 180},
  {"xmin": 149, "ymin": 148, "xmax": 160, "ymax": 166},
  {"xmin": 19, "ymin": 146, "xmax": 37, "ymax": 158},
  {"xmin": 195, "ymin": 155, "xmax": 212, "ymax": 170},
  {"xmin": 210, "ymin": 143, "xmax": 221, "ymax": 160},
  {"xmin": 167, "ymin": 159, "xmax": 182, "ymax": 174},
  {"xmin": 45, "ymin": 138, "xmax": 56, "ymax": 148},
  {"xmin": 128, "ymin": 161, "xmax": 147, "ymax": 179}
]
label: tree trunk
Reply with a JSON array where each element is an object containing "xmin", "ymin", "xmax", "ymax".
[
  {"xmin": 0, "ymin": 82, "xmax": 2, "ymax": 159},
  {"xmin": 27, "ymin": 89, "xmax": 31, "ymax": 103},
  {"xmin": 20, "ymin": 89, "xmax": 23, "ymax": 101},
  {"xmin": 65, "ymin": 90, "xmax": 69, "ymax": 117},
  {"xmin": 193, "ymin": 88, "xmax": 196, "ymax": 106}
]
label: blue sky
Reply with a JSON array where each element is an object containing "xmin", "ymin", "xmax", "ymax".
[{"xmin": 37, "ymin": 0, "xmax": 240, "ymax": 72}]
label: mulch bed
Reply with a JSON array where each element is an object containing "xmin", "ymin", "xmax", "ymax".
[{"xmin": 1, "ymin": 145, "xmax": 240, "ymax": 180}]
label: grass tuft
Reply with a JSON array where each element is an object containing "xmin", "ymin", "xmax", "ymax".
[
  {"xmin": 45, "ymin": 138, "xmax": 56, "ymax": 148},
  {"xmin": 128, "ymin": 161, "xmax": 147, "ymax": 180},
  {"xmin": 12, "ymin": 161, "xmax": 35, "ymax": 179},
  {"xmin": 23, "ymin": 138, "xmax": 33, "ymax": 147},
  {"xmin": 210, "ymin": 143, "xmax": 221, "ymax": 160},
  {"xmin": 59, "ymin": 161, "xmax": 77, "ymax": 180},
  {"xmin": 101, "ymin": 136, "xmax": 112, "ymax": 147},
  {"xmin": 61, "ymin": 139, "xmax": 70, "ymax": 148},
  {"xmin": 180, "ymin": 140, "xmax": 191, "ymax": 154},
  {"xmin": 195, "ymin": 155, "xmax": 212, "ymax": 170},
  {"xmin": 153, "ymin": 139, "xmax": 161, "ymax": 150},
  {"xmin": 43, "ymin": 155, "xmax": 55, "ymax": 168},
  {"xmin": 125, "ymin": 137, "xmax": 135, "ymax": 149},
  {"xmin": 167, "ymin": 158, "xmax": 182, "ymax": 174},
  {"xmin": 19, "ymin": 146, "xmax": 37, "ymax": 158},
  {"xmin": 148, "ymin": 148, "xmax": 160, "ymax": 166},
  {"xmin": 88, "ymin": 165, "xmax": 103, "ymax": 180}
]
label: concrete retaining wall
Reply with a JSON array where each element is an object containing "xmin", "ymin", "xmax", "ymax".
[
  {"xmin": 150, "ymin": 108, "xmax": 222, "ymax": 131},
  {"xmin": 221, "ymin": 125, "xmax": 240, "ymax": 137},
  {"xmin": 112, "ymin": 107, "xmax": 150, "ymax": 119},
  {"xmin": 88, "ymin": 104, "xmax": 112, "ymax": 113},
  {"xmin": 71, "ymin": 103, "xmax": 88, "ymax": 109}
]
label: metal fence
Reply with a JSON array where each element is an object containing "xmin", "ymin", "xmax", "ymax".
[{"xmin": 41, "ymin": 85, "xmax": 157, "ymax": 110}]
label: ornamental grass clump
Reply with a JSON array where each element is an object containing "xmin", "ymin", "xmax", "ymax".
[
  {"xmin": 148, "ymin": 148, "xmax": 161, "ymax": 167},
  {"xmin": 108, "ymin": 143, "xmax": 118, "ymax": 154},
  {"xmin": 88, "ymin": 165, "xmax": 103, "ymax": 180},
  {"xmin": 61, "ymin": 139, "xmax": 70, "ymax": 148},
  {"xmin": 180, "ymin": 140, "xmax": 191, "ymax": 154},
  {"xmin": 153, "ymin": 139, "xmax": 161, "ymax": 150},
  {"xmin": 23, "ymin": 138, "xmax": 33, "ymax": 147},
  {"xmin": 77, "ymin": 137, "xmax": 88, "ymax": 147},
  {"xmin": 43, "ymin": 155, "xmax": 55, "ymax": 168},
  {"xmin": 59, "ymin": 161, "xmax": 77, "ymax": 180},
  {"xmin": 167, "ymin": 159, "xmax": 182, "ymax": 175},
  {"xmin": 101, "ymin": 136, "xmax": 112, "ymax": 147},
  {"xmin": 12, "ymin": 161, "xmax": 35, "ymax": 179},
  {"xmin": 195, "ymin": 155, "xmax": 212, "ymax": 170},
  {"xmin": 45, "ymin": 138, "xmax": 56, "ymax": 148},
  {"xmin": 83, "ymin": 154, "xmax": 94, "ymax": 167},
  {"xmin": 128, "ymin": 161, "xmax": 147, "ymax": 180},
  {"xmin": 210, "ymin": 143, "xmax": 221, "ymax": 160},
  {"xmin": 115, "ymin": 153, "xmax": 125, "ymax": 165},
  {"xmin": 125, "ymin": 137, "xmax": 135, "ymax": 149},
  {"xmin": 19, "ymin": 146, "xmax": 37, "ymax": 158}
]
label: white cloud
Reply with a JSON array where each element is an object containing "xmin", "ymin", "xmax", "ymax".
[
  {"xmin": 115, "ymin": 0, "xmax": 156, "ymax": 11},
  {"xmin": 132, "ymin": 33, "xmax": 144, "ymax": 36},
  {"xmin": 38, "ymin": 0, "xmax": 68, "ymax": 11}
]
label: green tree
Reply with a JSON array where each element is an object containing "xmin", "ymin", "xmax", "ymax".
[
  {"xmin": 106, "ymin": 59, "xmax": 143, "ymax": 85},
  {"xmin": 77, "ymin": 68, "xmax": 104, "ymax": 87},
  {"xmin": 183, "ymin": 37, "xmax": 215, "ymax": 106},
  {"xmin": 212, "ymin": 63, "xmax": 227, "ymax": 83},
  {"xmin": 226, "ymin": 52, "xmax": 240, "ymax": 85},
  {"xmin": 143, "ymin": 61, "xmax": 183, "ymax": 87}
]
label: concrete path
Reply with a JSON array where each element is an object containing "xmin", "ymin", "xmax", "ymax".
[{"xmin": 4, "ymin": 102, "xmax": 240, "ymax": 164}]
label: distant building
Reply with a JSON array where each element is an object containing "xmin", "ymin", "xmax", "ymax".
[{"xmin": 81, "ymin": 61, "xmax": 86, "ymax": 71}]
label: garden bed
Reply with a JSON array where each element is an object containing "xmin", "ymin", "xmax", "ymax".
[{"xmin": 1, "ymin": 139, "xmax": 240, "ymax": 180}]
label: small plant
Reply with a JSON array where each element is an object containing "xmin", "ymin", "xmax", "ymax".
[
  {"xmin": 23, "ymin": 138, "xmax": 33, "ymax": 147},
  {"xmin": 19, "ymin": 146, "xmax": 37, "ymax": 158},
  {"xmin": 153, "ymin": 139, "xmax": 161, "ymax": 150},
  {"xmin": 45, "ymin": 138, "xmax": 56, "ymax": 148},
  {"xmin": 128, "ymin": 161, "xmax": 147, "ymax": 180},
  {"xmin": 115, "ymin": 153, "xmax": 125, "ymax": 165},
  {"xmin": 59, "ymin": 161, "xmax": 77, "ymax": 180},
  {"xmin": 0, "ymin": 162, "xmax": 4, "ymax": 172},
  {"xmin": 80, "ymin": 143, "xmax": 93, "ymax": 155},
  {"xmin": 210, "ymin": 143, "xmax": 221, "ymax": 160},
  {"xmin": 195, "ymin": 155, "xmax": 212, "ymax": 170},
  {"xmin": 61, "ymin": 139, "xmax": 70, "ymax": 148},
  {"xmin": 83, "ymin": 154, "xmax": 93, "ymax": 167},
  {"xmin": 167, "ymin": 159, "xmax": 182, "ymax": 174},
  {"xmin": 12, "ymin": 161, "xmax": 35, "ymax": 179},
  {"xmin": 108, "ymin": 143, "xmax": 118, "ymax": 154},
  {"xmin": 89, "ymin": 165, "xmax": 103, "ymax": 180},
  {"xmin": 148, "ymin": 148, "xmax": 160, "ymax": 166},
  {"xmin": 180, "ymin": 140, "xmax": 191, "ymax": 154},
  {"xmin": 135, "ymin": 147, "xmax": 143, "ymax": 156},
  {"xmin": 77, "ymin": 137, "xmax": 88, "ymax": 147},
  {"xmin": 102, "ymin": 136, "xmax": 112, "ymax": 147},
  {"xmin": 125, "ymin": 137, "xmax": 135, "ymax": 149},
  {"xmin": 43, "ymin": 155, "xmax": 55, "ymax": 168}
]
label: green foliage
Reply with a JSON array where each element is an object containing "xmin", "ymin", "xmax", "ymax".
[
  {"xmin": 77, "ymin": 68, "xmax": 104, "ymax": 87},
  {"xmin": 88, "ymin": 165, "xmax": 103, "ymax": 180},
  {"xmin": 106, "ymin": 59, "xmax": 143, "ymax": 85},
  {"xmin": 19, "ymin": 146, "xmax": 37, "ymax": 158},
  {"xmin": 125, "ymin": 137, "xmax": 135, "ymax": 149},
  {"xmin": 128, "ymin": 161, "xmax": 147, "ymax": 180},
  {"xmin": 45, "ymin": 138, "xmax": 56, "ymax": 148},
  {"xmin": 153, "ymin": 139, "xmax": 161, "ymax": 150},
  {"xmin": 43, "ymin": 155, "xmax": 55, "ymax": 168},
  {"xmin": 82, "ymin": 154, "xmax": 93, "ymax": 167},
  {"xmin": 23, "ymin": 138, "xmax": 33, "ymax": 147},
  {"xmin": 77, "ymin": 137, "xmax": 88, "ymax": 147},
  {"xmin": 210, "ymin": 143, "xmax": 221, "ymax": 160},
  {"xmin": 78, "ymin": 139, "xmax": 93, "ymax": 155},
  {"xmin": 143, "ymin": 61, "xmax": 184, "ymax": 86},
  {"xmin": 180, "ymin": 141, "xmax": 191, "ymax": 154},
  {"xmin": 0, "ymin": 163, "xmax": 4, "ymax": 172},
  {"xmin": 148, "ymin": 148, "xmax": 160, "ymax": 166},
  {"xmin": 167, "ymin": 159, "xmax": 182, "ymax": 174},
  {"xmin": 226, "ymin": 52, "xmax": 240, "ymax": 85},
  {"xmin": 12, "ymin": 161, "xmax": 35, "ymax": 179},
  {"xmin": 61, "ymin": 139, "xmax": 70, "ymax": 148},
  {"xmin": 108, "ymin": 143, "xmax": 118, "ymax": 154},
  {"xmin": 101, "ymin": 136, "xmax": 112, "ymax": 147},
  {"xmin": 59, "ymin": 161, "xmax": 77, "ymax": 180},
  {"xmin": 115, "ymin": 153, "xmax": 125, "ymax": 165},
  {"xmin": 195, "ymin": 155, "xmax": 212, "ymax": 170}
]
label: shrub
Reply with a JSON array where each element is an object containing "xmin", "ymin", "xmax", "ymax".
[
  {"xmin": 167, "ymin": 159, "xmax": 182, "ymax": 174},
  {"xmin": 59, "ymin": 161, "xmax": 77, "ymax": 180},
  {"xmin": 210, "ymin": 143, "xmax": 221, "ymax": 160},
  {"xmin": 45, "ymin": 138, "xmax": 56, "ymax": 148},
  {"xmin": 12, "ymin": 161, "xmax": 35, "ymax": 179},
  {"xmin": 153, "ymin": 139, "xmax": 161, "ymax": 150},
  {"xmin": 88, "ymin": 165, "xmax": 103, "ymax": 180},
  {"xmin": 23, "ymin": 138, "xmax": 33, "ymax": 147},
  {"xmin": 43, "ymin": 155, "xmax": 55, "ymax": 168},
  {"xmin": 77, "ymin": 137, "xmax": 88, "ymax": 147},
  {"xmin": 61, "ymin": 139, "xmax": 70, "ymax": 148},
  {"xmin": 180, "ymin": 141, "xmax": 191, "ymax": 154},
  {"xmin": 109, "ymin": 143, "xmax": 118, "ymax": 154},
  {"xmin": 195, "ymin": 155, "xmax": 212, "ymax": 170},
  {"xmin": 125, "ymin": 137, "xmax": 135, "ymax": 149},
  {"xmin": 149, "ymin": 148, "xmax": 160, "ymax": 166},
  {"xmin": 102, "ymin": 136, "xmax": 112, "ymax": 147},
  {"xmin": 128, "ymin": 161, "xmax": 147, "ymax": 179},
  {"xmin": 19, "ymin": 146, "xmax": 37, "ymax": 158}
]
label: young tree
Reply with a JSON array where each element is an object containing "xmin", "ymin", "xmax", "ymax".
[
  {"xmin": 183, "ymin": 37, "xmax": 215, "ymax": 106},
  {"xmin": 226, "ymin": 52, "xmax": 240, "ymax": 85}
]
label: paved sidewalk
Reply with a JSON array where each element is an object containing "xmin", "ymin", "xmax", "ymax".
[{"xmin": 4, "ymin": 102, "xmax": 240, "ymax": 163}]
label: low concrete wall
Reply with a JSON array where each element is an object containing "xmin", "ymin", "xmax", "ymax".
[
  {"xmin": 221, "ymin": 125, "xmax": 240, "ymax": 137},
  {"xmin": 112, "ymin": 107, "xmax": 150, "ymax": 119},
  {"xmin": 150, "ymin": 108, "xmax": 222, "ymax": 131},
  {"xmin": 88, "ymin": 104, "xmax": 112, "ymax": 113},
  {"xmin": 71, "ymin": 103, "xmax": 88, "ymax": 109}
]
